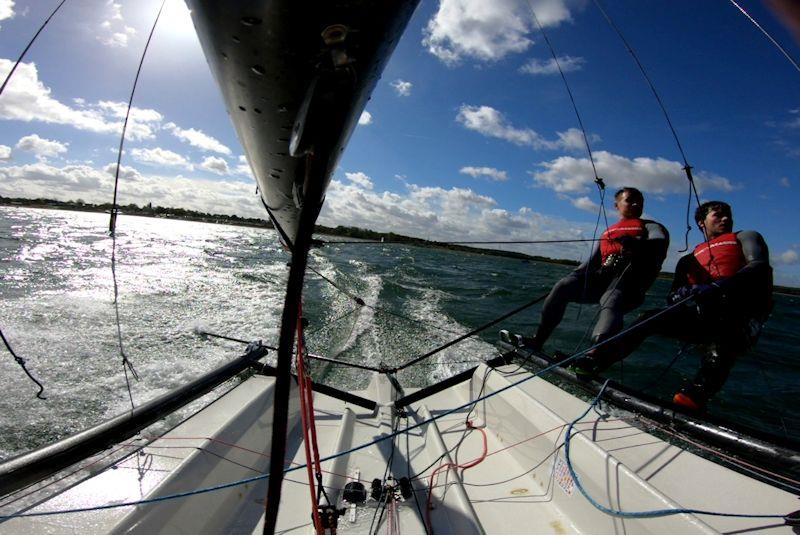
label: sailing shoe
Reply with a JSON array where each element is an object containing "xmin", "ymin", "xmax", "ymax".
[
  {"xmin": 567, "ymin": 356, "xmax": 599, "ymax": 380},
  {"xmin": 672, "ymin": 392, "xmax": 701, "ymax": 411}
]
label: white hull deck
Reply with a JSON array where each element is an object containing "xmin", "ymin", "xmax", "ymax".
[{"xmin": 1, "ymin": 364, "xmax": 796, "ymax": 534}]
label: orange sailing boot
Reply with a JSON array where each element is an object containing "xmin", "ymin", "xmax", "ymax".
[{"xmin": 672, "ymin": 392, "xmax": 701, "ymax": 411}]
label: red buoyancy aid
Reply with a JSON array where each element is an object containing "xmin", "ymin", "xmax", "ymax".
[
  {"xmin": 600, "ymin": 218, "xmax": 646, "ymax": 263},
  {"xmin": 687, "ymin": 232, "xmax": 746, "ymax": 284}
]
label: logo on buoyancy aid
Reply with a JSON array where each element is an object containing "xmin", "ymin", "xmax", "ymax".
[
  {"xmin": 688, "ymin": 232, "xmax": 746, "ymax": 284},
  {"xmin": 600, "ymin": 218, "xmax": 645, "ymax": 263}
]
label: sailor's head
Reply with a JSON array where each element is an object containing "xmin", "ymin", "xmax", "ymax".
[
  {"xmin": 695, "ymin": 201, "xmax": 733, "ymax": 239},
  {"xmin": 614, "ymin": 187, "xmax": 644, "ymax": 219}
]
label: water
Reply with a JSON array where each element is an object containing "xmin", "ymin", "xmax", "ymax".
[{"xmin": 1, "ymin": 206, "xmax": 798, "ymax": 461}]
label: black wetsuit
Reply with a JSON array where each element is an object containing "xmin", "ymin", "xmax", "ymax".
[
  {"xmin": 532, "ymin": 220, "xmax": 669, "ymax": 350},
  {"xmin": 602, "ymin": 230, "xmax": 772, "ymax": 405}
]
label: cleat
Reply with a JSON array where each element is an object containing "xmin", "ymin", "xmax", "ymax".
[
  {"xmin": 673, "ymin": 392, "xmax": 701, "ymax": 411},
  {"xmin": 499, "ymin": 330, "xmax": 512, "ymax": 344}
]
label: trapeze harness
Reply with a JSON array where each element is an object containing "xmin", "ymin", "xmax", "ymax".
[
  {"xmin": 599, "ymin": 218, "xmax": 646, "ymax": 271},
  {"xmin": 686, "ymin": 232, "xmax": 745, "ymax": 284}
]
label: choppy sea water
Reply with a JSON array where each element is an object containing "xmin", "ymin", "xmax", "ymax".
[{"xmin": 1, "ymin": 206, "xmax": 799, "ymax": 460}]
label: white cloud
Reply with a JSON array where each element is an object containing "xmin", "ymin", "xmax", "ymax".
[
  {"xmin": 98, "ymin": 27, "xmax": 136, "ymax": 48},
  {"xmin": 531, "ymin": 150, "xmax": 734, "ymax": 195},
  {"xmin": 0, "ymin": 162, "xmax": 113, "ymax": 195},
  {"xmin": 358, "ymin": 111, "xmax": 373, "ymax": 126},
  {"xmin": 344, "ymin": 171, "xmax": 373, "ymax": 190},
  {"xmin": 0, "ymin": 0, "xmax": 14, "ymax": 25},
  {"xmin": 0, "ymin": 161, "xmax": 263, "ymax": 217},
  {"xmin": 456, "ymin": 104, "xmax": 589, "ymax": 151},
  {"xmin": 234, "ymin": 155, "xmax": 253, "ymax": 177},
  {"xmin": 778, "ymin": 249, "xmax": 799, "ymax": 265},
  {"xmin": 164, "ymin": 122, "xmax": 231, "ymax": 155},
  {"xmin": 200, "ymin": 155, "xmax": 230, "ymax": 175},
  {"xmin": 318, "ymin": 177, "xmax": 591, "ymax": 260},
  {"xmin": 15, "ymin": 134, "xmax": 68, "ymax": 159},
  {"xmin": 98, "ymin": 2, "xmax": 135, "ymax": 48},
  {"xmin": 0, "ymin": 60, "xmax": 161, "ymax": 140},
  {"xmin": 130, "ymin": 147, "xmax": 192, "ymax": 169},
  {"xmin": 103, "ymin": 162, "xmax": 142, "ymax": 181},
  {"xmin": 569, "ymin": 195, "xmax": 598, "ymax": 212},
  {"xmin": 520, "ymin": 55, "xmax": 584, "ymax": 75},
  {"xmin": 460, "ymin": 166, "xmax": 508, "ymax": 182},
  {"xmin": 422, "ymin": 0, "xmax": 574, "ymax": 65},
  {"xmin": 391, "ymin": 79, "xmax": 413, "ymax": 96},
  {"xmin": 0, "ymin": 144, "xmax": 10, "ymax": 160},
  {"xmin": 780, "ymin": 176, "xmax": 791, "ymax": 188}
]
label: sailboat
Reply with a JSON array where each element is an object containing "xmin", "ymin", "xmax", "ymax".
[{"xmin": 1, "ymin": 0, "xmax": 799, "ymax": 533}]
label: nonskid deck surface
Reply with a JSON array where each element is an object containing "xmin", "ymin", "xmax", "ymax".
[{"xmin": 0, "ymin": 366, "xmax": 797, "ymax": 534}]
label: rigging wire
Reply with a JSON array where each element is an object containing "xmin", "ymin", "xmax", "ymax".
[
  {"xmin": 590, "ymin": 0, "xmax": 701, "ymax": 251},
  {"xmin": 323, "ymin": 237, "xmax": 609, "ymax": 245},
  {"xmin": 526, "ymin": 1, "xmax": 610, "ymax": 232},
  {"xmin": 0, "ymin": 0, "xmax": 69, "ymax": 98},
  {"xmin": 728, "ymin": 0, "xmax": 800, "ymax": 74},
  {"xmin": 6, "ymin": 299, "xmax": 796, "ymax": 522},
  {"xmin": 107, "ymin": 0, "xmax": 167, "ymax": 412},
  {"xmin": 0, "ymin": 327, "xmax": 46, "ymax": 399}
]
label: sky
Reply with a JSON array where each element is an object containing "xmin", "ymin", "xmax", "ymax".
[{"xmin": 0, "ymin": 0, "xmax": 799, "ymax": 284}]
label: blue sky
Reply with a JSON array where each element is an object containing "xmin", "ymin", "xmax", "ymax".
[{"xmin": 0, "ymin": 0, "xmax": 799, "ymax": 284}]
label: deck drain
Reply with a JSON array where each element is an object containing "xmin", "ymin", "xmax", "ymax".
[{"xmin": 510, "ymin": 488, "xmax": 529, "ymax": 495}]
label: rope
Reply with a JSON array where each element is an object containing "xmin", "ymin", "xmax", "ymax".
[
  {"xmin": 728, "ymin": 0, "xmax": 800, "ymax": 74},
  {"xmin": 2, "ymin": 311, "xmax": 791, "ymax": 522},
  {"xmin": 108, "ymin": 0, "xmax": 167, "ymax": 411},
  {"xmin": 5, "ymin": 293, "xmax": 786, "ymax": 520},
  {"xmin": 198, "ymin": 330, "xmax": 386, "ymax": 373},
  {"xmin": 393, "ymin": 291, "xmax": 549, "ymax": 372},
  {"xmin": 108, "ymin": 0, "xmax": 167, "ymax": 234},
  {"xmin": 563, "ymin": 380, "xmax": 789, "ymax": 520},
  {"xmin": 0, "ymin": 327, "xmax": 46, "ymax": 399},
  {"xmin": 526, "ymin": 2, "xmax": 610, "ymax": 241},
  {"xmin": 0, "ymin": 0, "xmax": 69, "ymax": 98},
  {"xmin": 425, "ymin": 421, "xmax": 487, "ymax": 534},
  {"xmin": 324, "ymin": 237, "xmax": 609, "ymax": 245},
  {"xmin": 590, "ymin": 0, "xmax": 701, "ymax": 251},
  {"xmin": 295, "ymin": 303, "xmax": 324, "ymax": 534}
]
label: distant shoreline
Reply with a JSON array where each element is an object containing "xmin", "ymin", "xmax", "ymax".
[{"xmin": 3, "ymin": 196, "xmax": 798, "ymax": 294}]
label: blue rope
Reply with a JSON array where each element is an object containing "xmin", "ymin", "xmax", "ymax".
[
  {"xmin": 1, "ymin": 295, "xmax": 785, "ymax": 521},
  {"xmin": 563, "ymin": 380, "xmax": 786, "ymax": 520},
  {"xmin": 0, "ymin": 353, "xmax": 575, "ymax": 520}
]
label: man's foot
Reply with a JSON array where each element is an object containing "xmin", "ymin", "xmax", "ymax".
[
  {"xmin": 672, "ymin": 392, "xmax": 702, "ymax": 411},
  {"xmin": 566, "ymin": 356, "xmax": 600, "ymax": 380},
  {"xmin": 499, "ymin": 330, "xmax": 543, "ymax": 351},
  {"xmin": 518, "ymin": 335, "xmax": 543, "ymax": 351}
]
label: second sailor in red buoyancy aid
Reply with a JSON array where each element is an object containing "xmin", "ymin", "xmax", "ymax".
[
  {"xmin": 592, "ymin": 201, "xmax": 773, "ymax": 411},
  {"xmin": 522, "ymin": 187, "xmax": 669, "ymax": 353}
]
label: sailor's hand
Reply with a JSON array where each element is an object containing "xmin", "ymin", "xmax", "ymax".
[
  {"xmin": 616, "ymin": 235, "xmax": 640, "ymax": 253},
  {"xmin": 668, "ymin": 284, "xmax": 719, "ymax": 305},
  {"xmin": 691, "ymin": 283, "xmax": 721, "ymax": 301},
  {"xmin": 668, "ymin": 285, "xmax": 694, "ymax": 304}
]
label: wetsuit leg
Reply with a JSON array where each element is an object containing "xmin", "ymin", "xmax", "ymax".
[
  {"xmin": 533, "ymin": 272, "xmax": 601, "ymax": 347},
  {"xmin": 595, "ymin": 303, "xmax": 700, "ymax": 370},
  {"xmin": 682, "ymin": 345, "xmax": 739, "ymax": 406},
  {"xmin": 585, "ymin": 276, "xmax": 645, "ymax": 368}
]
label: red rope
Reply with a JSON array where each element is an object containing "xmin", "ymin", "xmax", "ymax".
[
  {"xmin": 425, "ymin": 421, "xmax": 488, "ymax": 534},
  {"xmin": 296, "ymin": 302, "xmax": 324, "ymax": 535}
]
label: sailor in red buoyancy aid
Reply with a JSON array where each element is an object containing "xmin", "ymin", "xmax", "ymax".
[
  {"xmin": 521, "ymin": 187, "xmax": 669, "ymax": 355},
  {"xmin": 593, "ymin": 201, "xmax": 773, "ymax": 411}
]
